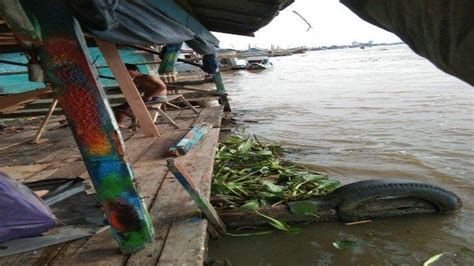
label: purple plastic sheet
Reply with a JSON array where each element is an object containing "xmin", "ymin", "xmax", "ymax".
[{"xmin": 0, "ymin": 172, "xmax": 57, "ymax": 243}]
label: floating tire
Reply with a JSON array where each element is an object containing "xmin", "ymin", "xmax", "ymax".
[{"xmin": 327, "ymin": 179, "xmax": 462, "ymax": 222}]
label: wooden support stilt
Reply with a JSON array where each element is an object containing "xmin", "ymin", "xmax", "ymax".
[
  {"xmin": 96, "ymin": 39, "xmax": 160, "ymax": 137},
  {"xmin": 158, "ymin": 43, "xmax": 182, "ymax": 83},
  {"xmin": 212, "ymin": 72, "xmax": 231, "ymax": 112},
  {"xmin": 166, "ymin": 158, "xmax": 226, "ymax": 237},
  {"xmin": 32, "ymin": 98, "xmax": 58, "ymax": 144},
  {"xmin": 4, "ymin": 1, "xmax": 154, "ymax": 253}
]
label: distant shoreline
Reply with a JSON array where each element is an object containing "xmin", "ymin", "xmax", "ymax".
[{"xmin": 309, "ymin": 42, "xmax": 404, "ymax": 51}]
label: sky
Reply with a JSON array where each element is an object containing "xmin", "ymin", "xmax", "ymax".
[{"xmin": 213, "ymin": 0, "xmax": 401, "ymax": 50}]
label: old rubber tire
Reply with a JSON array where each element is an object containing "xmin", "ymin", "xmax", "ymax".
[{"xmin": 328, "ymin": 179, "xmax": 462, "ymax": 222}]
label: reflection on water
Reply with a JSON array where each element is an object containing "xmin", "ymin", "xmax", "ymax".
[{"xmin": 208, "ymin": 45, "xmax": 474, "ymax": 265}]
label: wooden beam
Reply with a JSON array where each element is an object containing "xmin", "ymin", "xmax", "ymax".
[
  {"xmin": 4, "ymin": 0, "xmax": 155, "ymax": 253},
  {"xmin": 96, "ymin": 39, "xmax": 160, "ymax": 137},
  {"xmin": 166, "ymin": 158, "xmax": 226, "ymax": 237},
  {"xmin": 32, "ymin": 98, "xmax": 58, "ymax": 144}
]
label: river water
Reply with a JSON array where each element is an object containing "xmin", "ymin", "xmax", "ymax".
[{"xmin": 208, "ymin": 44, "xmax": 473, "ymax": 265}]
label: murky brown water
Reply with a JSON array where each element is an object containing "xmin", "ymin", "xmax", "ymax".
[{"xmin": 208, "ymin": 45, "xmax": 474, "ymax": 265}]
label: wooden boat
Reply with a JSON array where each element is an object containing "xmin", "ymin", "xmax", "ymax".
[
  {"xmin": 219, "ymin": 58, "xmax": 247, "ymax": 71},
  {"xmin": 246, "ymin": 56, "xmax": 273, "ymax": 70}
]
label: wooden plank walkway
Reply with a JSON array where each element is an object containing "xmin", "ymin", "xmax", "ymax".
[{"xmin": 0, "ymin": 106, "xmax": 223, "ymax": 265}]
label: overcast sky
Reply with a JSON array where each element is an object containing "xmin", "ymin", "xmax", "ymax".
[{"xmin": 213, "ymin": 0, "xmax": 401, "ymax": 49}]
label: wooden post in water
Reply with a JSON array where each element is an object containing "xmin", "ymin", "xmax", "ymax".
[
  {"xmin": 3, "ymin": 1, "xmax": 154, "ymax": 253},
  {"xmin": 212, "ymin": 72, "xmax": 231, "ymax": 112}
]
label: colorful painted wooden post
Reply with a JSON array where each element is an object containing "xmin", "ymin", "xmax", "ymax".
[
  {"xmin": 212, "ymin": 72, "xmax": 231, "ymax": 112},
  {"xmin": 3, "ymin": 1, "xmax": 153, "ymax": 253},
  {"xmin": 158, "ymin": 43, "xmax": 182, "ymax": 83}
]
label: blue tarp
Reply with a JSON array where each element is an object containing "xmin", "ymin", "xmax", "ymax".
[{"xmin": 0, "ymin": 172, "xmax": 57, "ymax": 243}]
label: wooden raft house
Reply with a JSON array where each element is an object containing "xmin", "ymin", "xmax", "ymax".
[{"xmin": 0, "ymin": 0, "xmax": 293, "ymax": 264}]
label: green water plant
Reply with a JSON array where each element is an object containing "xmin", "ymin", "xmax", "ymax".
[
  {"xmin": 212, "ymin": 134, "xmax": 340, "ymax": 207},
  {"xmin": 212, "ymin": 134, "xmax": 341, "ymax": 232}
]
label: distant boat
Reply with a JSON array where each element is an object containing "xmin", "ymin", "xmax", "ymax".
[
  {"xmin": 246, "ymin": 56, "xmax": 273, "ymax": 70},
  {"xmin": 270, "ymin": 49, "xmax": 293, "ymax": 57},
  {"xmin": 220, "ymin": 58, "xmax": 247, "ymax": 71}
]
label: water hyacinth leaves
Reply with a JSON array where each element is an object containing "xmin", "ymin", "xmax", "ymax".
[
  {"xmin": 212, "ymin": 134, "xmax": 341, "ymax": 209},
  {"xmin": 240, "ymin": 199, "xmax": 259, "ymax": 211},
  {"xmin": 262, "ymin": 180, "xmax": 284, "ymax": 194},
  {"xmin": 289, "ymin": 201, "xmax": 319, "ymax": 217},
  {"xmin": 237, "ymin": 136, "xmax": 254, "ymax": 153},
  {"xmin": 212, "ymin": 134, "xmax": 340, "ymax": 234}
]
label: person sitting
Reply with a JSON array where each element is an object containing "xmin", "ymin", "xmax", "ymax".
[{"xmin": 114, "ymin": 63, "xmax": 168, "ymax": 128}]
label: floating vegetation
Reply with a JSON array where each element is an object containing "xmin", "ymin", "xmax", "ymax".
[{"xmin": 212, "ymin": 134, "xmax": 340, "ymax": 211}]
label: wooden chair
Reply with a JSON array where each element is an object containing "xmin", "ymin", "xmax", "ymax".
[{"xmin": 132, "ymin": 94, "xmax": 199, "ymax": 130}]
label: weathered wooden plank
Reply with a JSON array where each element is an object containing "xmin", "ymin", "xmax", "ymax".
[
  {"xmin": 167, "ymin": 158, "xmax": 226, "ymax": 236},
  {"xmin": 193, "ymin": 106, "xmax": 223, "ymax": 128},
  {"xmin": 0, "ymin": 129, "xmax": 41, "ymax": 151},
  {"xmin": 156, "ymin": 129, "xmax": 220, "ymax": 265},
  {"xmin": 0, "ymin": 164, "xmax": 51, "ymax": 180},
  {"xmin": 0, "ymin": 242, "xmax": 65, "ymax": 266},
  {"xmin": 126, "ymin": 172, "xmax": 184, "ymax": 265},
  {"xmin": 137, "ymin": 131, "xmax": 188, "ymax": 163},
  {"xmin": 158, "ymin": 217, "xmax": 209, "ymax": 266},
  {"xmin": 0, "ymin": 128, "xmax": 76, "ymax": 167},
  {"xmin": 96, "ymin": 39, "xmax": 160, "ymax": 138},
  {"xmin": 121, "ymin": 133, "xmax": 158, "ymax": 163}
]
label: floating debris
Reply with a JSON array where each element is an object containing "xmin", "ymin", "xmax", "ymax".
[
  {"xmin": 423, "ymin": 252, "xmax": 447, "ymax": 266},
  {"xmin": 332, "ymin": 240, "xmax": 357, "ymax": 250}
]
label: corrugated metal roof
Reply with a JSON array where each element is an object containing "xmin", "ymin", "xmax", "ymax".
[
  {"xmin": 179, "ymin": 0, "xmax": 294, "ymax": 36},
  {"xmin": 0, "ymin": 0, "xmax": 293, "ymax": 52}
]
